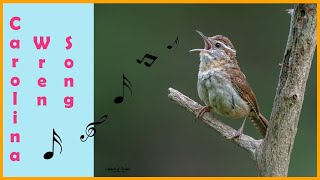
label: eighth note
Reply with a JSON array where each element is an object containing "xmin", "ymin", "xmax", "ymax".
[
  {"xmin": 136, "ymin": 54, "xmax": 158, "ymax": 67},
  {"xmin": 43, "ymin": 129, "xmax": 62, "ymax": 160},
  {"xmin": 114, "ymin": 74, "xmax": 133, "ymax": 104},
  {"xmin": 167, "ymin": 36, "xmax": 179, "ymax": 49}
]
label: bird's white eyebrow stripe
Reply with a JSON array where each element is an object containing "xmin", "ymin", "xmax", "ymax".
[{"xmin": 216, "ymin": 40, "xmax": 235, "ymax": 53}]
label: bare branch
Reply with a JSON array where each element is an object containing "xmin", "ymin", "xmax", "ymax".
[{"xmin": 168, "ymin": 87, "xmax": 262, "ymax": 157}]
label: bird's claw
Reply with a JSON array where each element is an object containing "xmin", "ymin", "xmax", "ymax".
[
  {"xmin": 227, "ymin": 130, "xmax": 243, "ymax": 140},
  {"xmin": 196, "ymin": 106, "xmax": 211, "ymax": 119},
  {"xmin": 227, "ymin": 118, "xmax": 246, "ymax": 139}
]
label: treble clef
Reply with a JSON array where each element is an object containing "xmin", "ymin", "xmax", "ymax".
[{"xmin": 80, "ymin": 115, "xmax": 108, "ymax": 142}]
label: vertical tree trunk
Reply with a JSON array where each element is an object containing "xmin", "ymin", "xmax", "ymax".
[{"xmin": 256, "ymin": 4, "xmax": 317, "ymax": 176}]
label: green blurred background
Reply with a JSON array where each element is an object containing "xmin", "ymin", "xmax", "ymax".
[{"xmin": 94, "ymin": 4, "xmax": 316, "ymax": 176}]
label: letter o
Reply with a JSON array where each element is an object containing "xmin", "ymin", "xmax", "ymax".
[
  {"xmin": 64, "ymin": 58, "xmax": 74, "ymax": 68},
  {"xmin": 11, "ymin": 77, "xmax": 20, "ymax": 86}
]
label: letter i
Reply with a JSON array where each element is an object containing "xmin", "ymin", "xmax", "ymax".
[{"xmin": 13, "ymin": 111, "xmax": 17, "ymax": 124}]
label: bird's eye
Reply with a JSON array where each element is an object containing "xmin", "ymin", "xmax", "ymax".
[{"xmin": 215, "ymin": 43, "xmax": 221, "ymax": 48}]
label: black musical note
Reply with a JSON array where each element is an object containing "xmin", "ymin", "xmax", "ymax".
[
  {"xmin": 114, "ymin": 74, "xmax": 133, "ymax": 104},
  {"xmin": 43, "ymin": 129, "xmax": 62, "ymax": 160},
  {"xmin": 136, "ymin": 54, "xmax": 158, "ymax": 67},
  {"xmin": 80, "ymin": 115, "xmax": 108, "ymax": 142},
  {"xmin": 167, "ymin": 36, "xmax": 179, "ymax": 49}
]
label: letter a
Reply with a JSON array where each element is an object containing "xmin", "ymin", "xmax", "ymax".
[
  {"xmin": 34, "ymin": 36, "xmax": 50, "ymax": 49},
  {"xmin": 10, "ymin": 152, "xmax": 20, "ymax": 161},
  {"xmin": 10, "ymin": 39, "xmax": 20, "ymax": 49}
]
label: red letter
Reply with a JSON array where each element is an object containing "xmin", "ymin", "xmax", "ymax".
[
  {"xmin": 13, "ymin": 111, "xmax": 17, "ymax": 124},
  {"xmin": 64, "ymin": 96, "xmax": 74, "ymax": 108},
  {"xmin": 66, "ymin": 36, "xmax": 72, "ymax": 50},
  {"xmin": 10, "ymin": 133, "xmax": 20, "ymax": 142},
  {"xmin": 13, "ymin": 92, "xmax": 17, "ymax": 105},
  {"xmin": 39, "ymin": 59, "xmax": 45, "ymax": 68},
  {"xmin": 10, "ymin": 39, "xmax": 20, "ymax": 49},
  {"xmin": 38, "ymin": 77, "xmax": 47, "ymax": 87},
  {"xmin": 10, "ymin": 17, "xmax": 21, "ymax": 30},
  {"xmin": 34, "ymin": 36, "xmax": 50, "ymax": 49},
  {"xmin": 11, "ymin": 77, "xmax": 20, "ymax": 86},
  {"xmin": 64, "ymin": 59, "xmax": 74, "ymax": 68},
  {"xmin": 37, "ymin": 96, "xmax": 47, "ymax": 106},
  {"xmin": 12, "ymin": 58, "xmax": 18, "ymax": 67},
  {"xmin": 10, "ymin": 152, "xmax": 20, "ymax": 161},
  {"xmin": 64, "ymin": 78, "xmax": 74, "ymax": 87}
]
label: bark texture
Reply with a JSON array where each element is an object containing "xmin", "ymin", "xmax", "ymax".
[
  {"xmin": 168, "ymin": 4, "xmax": 316, "ymax": 176},
  {"xmin": 256, "ymin": 4, "xmax": 317, "ymax": 176}
]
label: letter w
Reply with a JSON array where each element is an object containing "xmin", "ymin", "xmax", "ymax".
[{"xmin": 34, "ymin": 36, "xmax": 50, "ymax": 49}]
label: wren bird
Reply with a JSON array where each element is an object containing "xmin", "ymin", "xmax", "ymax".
[{"xmin": 190, "ymin": 30, "xmax": 269, "ymax": 138}]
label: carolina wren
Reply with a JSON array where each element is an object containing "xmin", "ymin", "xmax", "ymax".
[{"xmin": 190, "ymin": 30, "xmax": 269, "ymax": 138}]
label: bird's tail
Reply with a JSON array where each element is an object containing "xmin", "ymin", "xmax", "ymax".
[{"xmin": 250, "ymin": 113, "xmax": 269, "ymax": 137}]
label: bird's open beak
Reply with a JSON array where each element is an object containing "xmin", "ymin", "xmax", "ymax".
[
  {"xmin": 189, "ymin": 30, "xmax": 212, "ymax": 53},
  {"xmin": 196, "ymin": 30, "xmax": 207, "ymax": 40}
]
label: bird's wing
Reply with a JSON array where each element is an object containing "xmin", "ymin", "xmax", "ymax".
[
  {"xmin": 226, "ymin": 68, "xmax": 259, "ymax": 113},
  {"xmin": 226, "ymin": 68, "xmax": 269, "ymax": 136}
]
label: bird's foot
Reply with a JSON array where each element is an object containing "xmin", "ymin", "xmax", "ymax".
[
  {"xmin": 228, "ymin": 128, "xmax": 243, "ymax": 139},
  {"xmin": 196, "ymin": 106, "xmax": 212, "ymax": 119},
  {"xmin": 227, "ymin": 118, "xmax": 247, "ymax": 139}
]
